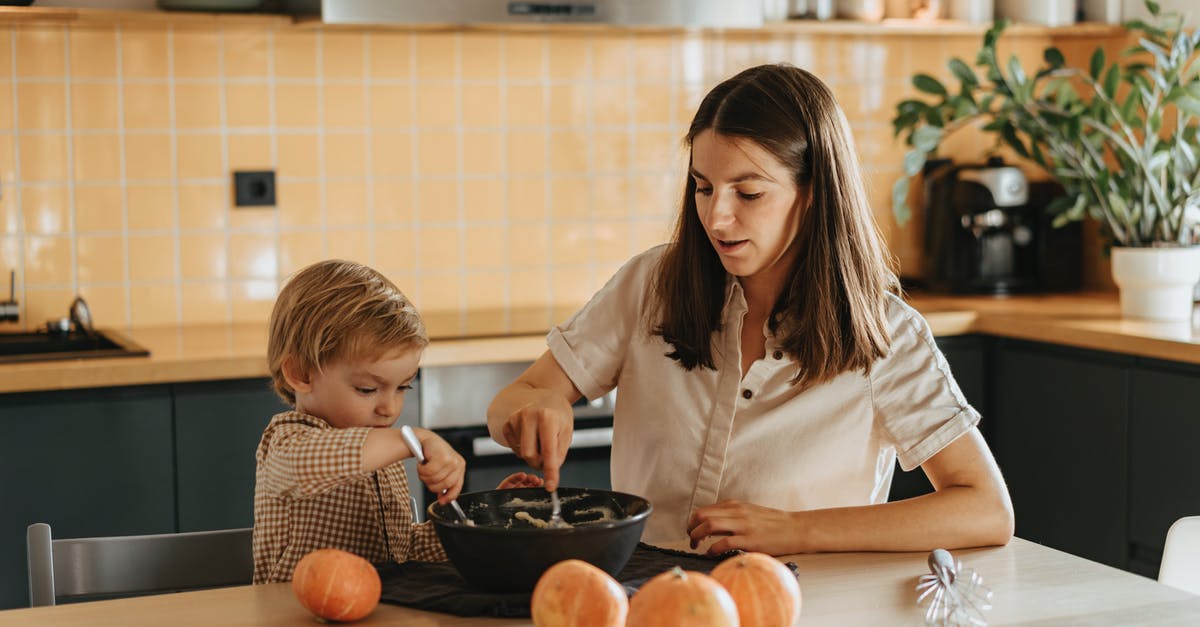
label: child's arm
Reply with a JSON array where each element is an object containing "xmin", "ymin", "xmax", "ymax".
[
  {"xmin": 373, "ymin": 427, "xmax": 466, "ymax": 504},
  {"xmin": 259, "ymin": 419, "xmax": 463, "ymax": 500}
]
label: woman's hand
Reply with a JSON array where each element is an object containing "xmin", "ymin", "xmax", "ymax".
[
  {"xmin": 686, "ymin": 500, "xmax": 802, "ymax": 556},
  {"xmin": 500, "ymin": 390, "xmax": 574, "ymax": 491},
  {"xmin": 415, "ymin": 431, "xmax": 466, "ymax": 505},
  {"xmin": 496, "ymin": 472, "xmax": 544, "ymax": 489}
]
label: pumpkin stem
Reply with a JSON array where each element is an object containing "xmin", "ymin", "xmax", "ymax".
[{"xmin": 670, "ymin": 566, "xmax": 687, "ymax": 580}]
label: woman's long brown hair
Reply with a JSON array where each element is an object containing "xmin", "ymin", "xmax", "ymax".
[{"xmin": 650, "ymin": 64, "xmax": 898, "ymax": 389}]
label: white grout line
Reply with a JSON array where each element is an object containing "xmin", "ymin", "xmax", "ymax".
[
  {"xmin": 582, "ymin": 34, "xmax": 597, "ymax": 293},
  {"xmin": 407, "ymin": 31, "xmax": 420, "ymax": 305},
  {"xmin": 171, "ymin": 27, "xmax": 184, "ymax": 325},
  {"xmin": 62, "ymin": 28, "xmax": 78, "ymax": 305},
  {"xmin": 115, "ymin": 26, "xmax": 132, "ymax": 329},
  {"xmin": 624, "ymin": 31, "xmax": 637, "ymax": 280},
  {"xmin": 455, "ymin": 32, "xmax": 466, "ymax": 336},
  {"xmin": 216, "ymin": 25, "xmax": 234, "ymax": 321},
  {"xmin": 7, "ymin": 27, "xmax": 26, "ymax": 329},
  {"xmin": 498, "ymin": 33, "xmax": 512, "ymax": 334},
  {"xmin": 316, "ymin": 30, "xmax": 328, "ymax": 258},
  {"xmin": 363, "ymin": 31, "xmax": 375, "ymax": 269},
  {"xmin": 539, "ymin": 33, "xmax": 552, "ymax": 327},
  {"xmin": 267, "ymin": 28, "xmax": 281, "ymax": 292}
]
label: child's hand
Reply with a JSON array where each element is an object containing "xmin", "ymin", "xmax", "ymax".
[
  {"xmin": 415, "ymin": 431, "xmax": 466, "ymax": 504},
  {"xmin": 496, "ymin": 472, "xmax": 544, "ymax": 489}
]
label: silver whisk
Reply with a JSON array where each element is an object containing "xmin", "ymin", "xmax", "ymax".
[{"xmin": 915, "ymin": 548, "xmax": 993, "ymax": 626}]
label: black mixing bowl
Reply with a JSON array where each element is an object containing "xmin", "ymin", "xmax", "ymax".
[{"xmin": 427, "ymin": 487, "xmax": 651, "ymax": 593}]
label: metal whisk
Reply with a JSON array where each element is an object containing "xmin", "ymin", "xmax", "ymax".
[{"xmin": 916, "ymin": 548, "xmax": 993, "ymax": 626}]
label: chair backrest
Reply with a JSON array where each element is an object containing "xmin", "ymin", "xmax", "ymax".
[
  {"xmin": 1159, "ymin": 516, "xmax": 1200, "ymax": 595},
  {"xmin": 26, "ymin": 523, "xmax": 253, "ymax": 607}
]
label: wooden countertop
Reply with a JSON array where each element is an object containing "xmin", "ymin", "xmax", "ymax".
[
  {"xmin": 1, "ymin": 537, "xmax": 1197, "ymax": 626},
  {"xmin": 1, "ymin": 292, "xmax": 1198, "ymax": 395}
]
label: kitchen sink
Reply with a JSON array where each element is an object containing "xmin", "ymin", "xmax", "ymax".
[{"xmin": 0, "ymin": 329, "xmax": 150, "ymax": 364}]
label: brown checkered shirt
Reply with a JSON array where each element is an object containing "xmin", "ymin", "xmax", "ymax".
[{"xmin": 252, "ymin": 410, "xmax": 447, "ymax": 584}]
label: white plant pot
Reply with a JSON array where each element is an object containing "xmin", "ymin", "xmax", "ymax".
[{"xmin": 1110, "ymin": 246, "xmax": 1200, "ymax": 321}]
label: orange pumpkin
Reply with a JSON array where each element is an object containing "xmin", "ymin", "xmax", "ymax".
[
  {"xmin": 627, "ymin": 566, "xmax": 740, "ymax": 627},
  {"xmin": 291, "ymin": 548, "xmax": 381, "ymax": 622},
  {"xmin": 710, "ymin": 552, "xmax": 802, "ymax": 627},
  {"xmin": 530, "ymin": 559, "xmax": 628, "ymax": 627}
]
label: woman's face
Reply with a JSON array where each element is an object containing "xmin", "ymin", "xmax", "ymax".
[{"xmin": 690, "ymin": 130, "xmax": 806, "ymax": 284}]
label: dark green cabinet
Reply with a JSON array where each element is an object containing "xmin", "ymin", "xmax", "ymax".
[
  {"xmin": 0, "ymin": 385, "xmax": 175, "ymax": 610},
  {"xmin": 173, "ymin": 379, "xmax": 285, "ymax": 532},
  {"xmin": 1128, "ymin": 358, "xmax": 1200, "ymax": 578},
  {"xmin": 888, "ymin": 335, "xmax": 989, "ymax": 502},
  {"xmin": 886, "ymin": 337, "xmax": 1200, "ymax": 578},
  {"xmin": 992, "ymin": 340, "xmax": 1132, "ymax": 570}
]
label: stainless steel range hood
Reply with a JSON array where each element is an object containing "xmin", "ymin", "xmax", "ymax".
[{"xmin": 285, "ymin": 0, "xmax": 764, "ymax": 28}]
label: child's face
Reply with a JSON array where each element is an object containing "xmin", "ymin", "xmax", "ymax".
[{"xmin": 293, "ymin": 347, "xmax": 423, "ymax": 429}]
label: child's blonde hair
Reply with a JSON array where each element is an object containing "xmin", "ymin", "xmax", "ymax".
[{"xmin": 268, "ymin": 259, "xmax": 427, "ymax": 405}]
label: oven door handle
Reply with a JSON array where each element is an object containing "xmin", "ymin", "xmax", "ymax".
[{"xmin": 472, "ymin": 427, "xmax": 613, "ymax": 457}]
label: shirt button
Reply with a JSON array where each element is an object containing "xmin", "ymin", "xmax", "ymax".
[
  {"xmin": 742, "ymin": 389, "xmax": 753, "ymax": 400},
  {"xmin": 773, "ymin": 350, "xmax": 783, "ymax": 360}
]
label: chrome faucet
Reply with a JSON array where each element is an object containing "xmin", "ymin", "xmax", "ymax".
[{"xmin": 0, "ymin": 270, "xmax": 17, "ymax": 323}]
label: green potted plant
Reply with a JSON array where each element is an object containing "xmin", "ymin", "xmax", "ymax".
[{"xmin": 891, "ymin": 1, "xmax": 1200, "ymax": 321}]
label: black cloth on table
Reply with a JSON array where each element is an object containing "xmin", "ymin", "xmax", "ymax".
[{"xmin": 375, "ymin": 543, "xmax": 800, "ymax": 619}]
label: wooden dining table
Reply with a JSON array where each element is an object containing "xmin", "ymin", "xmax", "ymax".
[{"xmin": 1, "ymin": 537, "xmax": 1197, "ymax": 626}]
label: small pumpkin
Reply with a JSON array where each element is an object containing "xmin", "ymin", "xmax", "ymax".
[
  {"xmin": 710, "ymin": 552, "xmax": 802, "ymax": 627},
  {"xmin": 531, "ymin": 559, "xmax": 628, "ymax": 627},
  {"xmin": 291, "ymin": 548, "xmax": 381, "ymax": 622},
  {"xmin": 627, "ymin": 566, "xmax": 740, "ymax": 627}
]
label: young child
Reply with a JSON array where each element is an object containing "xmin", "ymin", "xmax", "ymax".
[{"xmin": 253, "ymin": 259, "xmax": 540, "ymax": 584}]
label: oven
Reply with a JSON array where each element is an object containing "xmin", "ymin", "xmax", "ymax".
[{"xmin": 412, "ymin": 361, "xmax": 615, "ymax": 514}]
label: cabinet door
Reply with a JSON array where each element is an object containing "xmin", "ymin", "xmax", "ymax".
[
  {"xmin": 992, "ymin": 340, "xmax": 1131, "ymax": 570},
  {"xmin": 173, "ymin": 379, "xmax": 287, "ymax": 532},
  {"xmin": 1128, "ymin": 358, "xmax": 1200, "ymax": 578},
  {"xmin": 0, "ymin": 385, "xmax": 174, "ymax": 610},
  {"xmin": 888, "ymin": 335, "xmax": 988, "ymax": 502}
]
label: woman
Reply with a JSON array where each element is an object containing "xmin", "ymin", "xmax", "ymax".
[{"xmin": 486, "ymin": 64, "xmax": 1013, "ymax": 555}]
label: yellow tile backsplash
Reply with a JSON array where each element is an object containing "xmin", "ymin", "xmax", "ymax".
[
  {"xmin": 173, "ymin": 31, "xmax": 221, "ymax": 79},
  {"xmin": 0, "ymin": 21, "xmax": 1116, "ymax": 334},
  {"xmin": 69, "ymin": 29, "xmax": 118, "ymax": 79},
  {"xmin": 127, "ymin": 184, "xmax": 175, "ymax": 231}
]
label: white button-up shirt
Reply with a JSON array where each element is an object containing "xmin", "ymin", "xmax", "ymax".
[{"xmin": 548, "ymin": 245, "xmax": 979, "ymax": 545}]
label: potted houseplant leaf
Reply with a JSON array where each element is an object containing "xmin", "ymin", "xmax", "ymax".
[{"xmin": 891, "ymin": 0, "xmax": 1200, "ymax": 321}]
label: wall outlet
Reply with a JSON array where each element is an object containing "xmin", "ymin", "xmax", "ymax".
[{"xmin": 233, "ymin": 170, "xmax": 276, "ymax": 207}]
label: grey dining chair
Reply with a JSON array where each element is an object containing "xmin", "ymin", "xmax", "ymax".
[{"xmin": 26, "ymin": 522, "xmax": 253, "ymax": 607}]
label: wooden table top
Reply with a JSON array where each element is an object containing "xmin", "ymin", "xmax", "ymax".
[{"xmin": 1, "ymin": 538, "xmax": 1196, "ymax": 626}]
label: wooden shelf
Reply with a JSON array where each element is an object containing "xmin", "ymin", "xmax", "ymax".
[
  {"xmin": 0, "ymin": 5, "xmax": 1127, "ymax": 38},
  {"xmin": 0, "ymin": 6, "xmax": 294, "ymax": 28}
]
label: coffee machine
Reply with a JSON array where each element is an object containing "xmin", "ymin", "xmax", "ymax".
[{"xmin": 923, "ymin": 157, "xmax": 1081, "ymax": 294}]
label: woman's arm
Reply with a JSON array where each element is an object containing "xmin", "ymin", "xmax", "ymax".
[
  {"xmin": 486, "ymin": 350, "xmax": 583, "ymax": 490},
  {"xmin": 687, "ymin": 428, "xmax": 1014, "ymax": 555}
]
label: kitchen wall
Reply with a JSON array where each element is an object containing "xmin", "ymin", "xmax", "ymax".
[{"xmin": 0, "ymin": 19, "xmax": 1119, "ymax": 335}]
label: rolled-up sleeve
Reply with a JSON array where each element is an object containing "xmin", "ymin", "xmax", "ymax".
[{"xmin": 870, "ymin": 298, "xmax": 980, "ymax": 471}]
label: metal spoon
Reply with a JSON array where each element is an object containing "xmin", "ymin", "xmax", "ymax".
[
  {"xmin": 547, "ymin": 489, "xmax": 569, "ymax": 529},
  {"xmin": 399, "ymin": 425, "xmax": 472, "ymax": 525}
]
